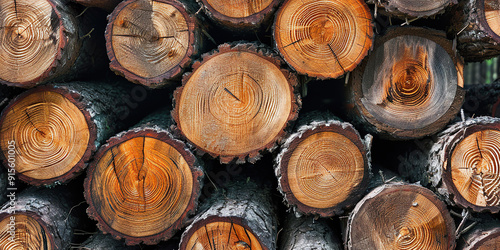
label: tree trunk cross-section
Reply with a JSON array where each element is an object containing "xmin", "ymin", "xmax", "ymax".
[
  {"xmin": 173, "ymin": 43, "xmax": 300, "ymax": 164},
  {"xmin": 366, "ymin": 0, "xmax": 457, "ymax": 19},
  {"xmin": 0, "ymin": 0, "xmax": 103, "ymax": 88},
  {"xmin": 85, "ymin": 110, "xmax": 204, "ymax": 245},
  {"xmin": 459, "ymin": 220, "xmax": 500, "ymax": 249},
  {"xmin": 0, "ymin": 82, "xmax": 129, "ymax": 186},
  {"xmin": 0, "ymin": 187, "xmax": 80, "ymax": 250},
  {"xmin": 180, "ymin": 181, "xmax": 278, "ymax": 250},
  {"xmin": 106, "ymin": 0, "xmax": 201, "ymax": 88},
  {"xmin": 346, "ymin": 183, "xmax": 456, "ymax": 250},
  {"xmin": 274, "ymin": 0, "xmax": 373, "ymax": 79},
  {"xmin": 349, "ymin": 27, "xmax": 465, "ymax": 140},
  {"xmin": 428, "ymin": 116, "xmax": 500, "ymax": 213},
  {"xmin": 275, "ymin": 117, "xmax": 371, "ymax": 217},
  {"xmin": 197, "ymin": 0, "xmax": 280, "ymax": 29}
]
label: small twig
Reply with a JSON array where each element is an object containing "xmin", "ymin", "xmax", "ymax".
[
  {"xmin": 455, "ymin": 209, "xmax": 470, "ymax": 237},
  {"xmin": 401, "ymin": 17, "xmax": 419, "ymax": 26},
  {"xmin": 457, "ymin": 221, "xmax": 478, "ymax": 238},
  {"xmin": 80, "ymin": 28, "xmax": 94, "ymax": 39},
  {"xmin": 457, "ymin": 21, "xmax": 470, "ymax": 36},
  {"xmin": 76, "ymin": 7, "xmax": 89, "ymax": 18},
  {"xmin": 64, "ymin": 201, "xmax": 86, "ymax": 222}
]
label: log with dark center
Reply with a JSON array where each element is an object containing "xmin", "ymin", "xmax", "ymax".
[
  {"xmin": 273, "ymin": 0, "xmax": 373, "ymax": 79},
  {"xmin": 346, "ymin": 183, "xmax": 456, "ymax": 250},
  {"xmin": 275, "ymin": 114, "xmax": 371, "ymax": 217},
  {"xmin": 85, "ymin": 109, "xmax": 203, "ymax": 245},
  {"xmin": 348, "ymin": 27, "xmax": 465, "ymax": 140},
  {"xmin": 179, "ymin": 181, "xmax": 277, "ymax": 250},
  {"xmin": 173, "ymin": 43, "xmax": 300, "ymax": 164},
  {"xmin": 450, "ymin": 0, "xmax": 500, "ymax": 61},
  {"xmin": 197, "ymin": 0, "xmax": 280, "ymax": 29},
  {"xmin": 0, "ymin": 187, "xmax": 80, "ymax": 250},
  {"xmin": 106, "ymin": 0, "xmax": 201, "ymax": 88},
  {"xmin": 0, "ymin": 0, "xmax": 105, "ymax": 88},
  {"xmin": 366, "ymin": 0, "xmax": 457, "ymax": 19},
  {"xmin": 428, "ymin": 116, "xmax": 500, "ymax": 213},
  {"xmin": 0, "ymin": 82, "xmax": 130, "ymax": 186}
]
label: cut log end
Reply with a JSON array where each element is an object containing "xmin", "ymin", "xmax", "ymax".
[
  {"xmin": 459, "ymin": 220, "xmax": 500, "ymax": 250},
  {"xmin": 0, "ymin": 214, "xmax": 53, "ymax": 250},
  {"xmin": 0, "ymin": 87, "xmax": 93, "ymax": 185},
  {"xmin": 181, "ymin": 217, "xmax": 263, "ymax": 250},
  {"xmin": 367, "ymin": 0, "xmax": 457, "ymax": 19},
  {"xmin": 274, "ymin": 0, "xmax": 373, "ymax": 79},
  {"xmin": 0, "ymin": 1, "xmax": 63, "ymax": 87},
  {"xmin": 107, "ymin": 0, "xmax": 197, "ymax": 87},
  {"xmin": 173, "ymin": 43, "xmax": 300, "ymax": 164},
  {"xmin": 277, "ymin": 121, "xmax": 369, "ymax": 217},
  {"xmin": 444, "ymin": 122, "xmax": 500, "ymax": 213},
  {"xmin": 480, "ymin": 0, "xmax": 500, "ymax": 42},
  {"xmin": 199, "ymin": 0, "xmax": 279, "ymax": 28},
  {"xmin": 350, "ymin": 27, "xmax": 464, "ymax": 139},
  {"xmin": 347, "ymin": 184, "xmax": 456, "ymax": 250},
  {"xmin": 85, "ymin": 129, "xmax": 202, "ymax": 245}
]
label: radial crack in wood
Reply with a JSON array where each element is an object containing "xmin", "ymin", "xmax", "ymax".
[
  {"xmin": 173, "ymin": 43, "xmax": 300, "ymax": 164},
  {"xmin": 346, "ymin": 183, "xmax": 456, "ymax": 250},
  {"xmin": 85, "ymin": 110, "xmax": 204, "ymax": 245},
  {"xmin": 106, "ymin": 0, "xmax": 201, "ymax": 88},
  {"xmin": 349, "ymin": 27, "xmax": 465, "ymax": 140},
  {"xmin": 274, "ymin": 0, "xmax": 373, "ymax": 79}
]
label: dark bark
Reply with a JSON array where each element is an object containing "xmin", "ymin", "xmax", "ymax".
[{"xmin": 279, "ymin": 214, "xmax": 342, "ymax": 250}]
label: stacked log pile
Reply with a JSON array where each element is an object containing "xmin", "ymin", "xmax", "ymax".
[{"xmin": 1, "ymin": 0, "xmax": 500, "ymax": 249}]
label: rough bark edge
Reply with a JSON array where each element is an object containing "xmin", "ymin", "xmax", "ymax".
[
  {"xmin": 344, "ymin": 182, "xmax": 456, "ymax": 250},
  {"xmin": 79, "ymin": 232, "xmax": 142, "ymax": 249},
  {"xmin": 84, "ymin": 127, "xmax": 204, "ymax": 245},
  {"xmin": 0, "ymin": 0, "xmax": 79, "ymax": 88},
  {"xmin": 0, "ymin": 187, "xmax": 80, "ymax": 249},
  {"xmin": 366, "ymin": 0, "xmax": 458, "ymax": 19},
  {"xmin": 459, "ymin": 220, "xmax": 500, "ymax": 249},
  {"xmin": 106, "ymin": 0, "xmax": 200, "ymax": 88},
  {"xmin": 274, "ymin": 119, "xmax": 372, "ymax": 217},
  {"xmin": 179, "ymin": 181, "xmax": 277, "ymax": 250},
  {"xmin": 0, "ymin": 85, "xmax": 97, "ymax": 186},
  {"xmin": 172, "ymin": 42, "xmax": 302, "ymax": 164},
  {"xmin": 477, "ymin": 0, "xmax": 500, "ymax": 43},
  {"xmin": 72, "ymin": 0, "xmax": 121, "ymax": 12},
  {"xmin": 428, "ymin": 116, "xmax": 500, "ymax": 213},
  {"xmin": 196, "ymin": 0, "xmax": 281, "ymax": 29},
  {"xmin": 273, "ymin": 0, "xmax": 374, "ymax": 80},
  {"xmin": 348, "ymin": 26, "xmax": 465, "ymax": 140},
  {"xmin": 279, "ymin": 214, "xmax": 342, "ymax": 250}
]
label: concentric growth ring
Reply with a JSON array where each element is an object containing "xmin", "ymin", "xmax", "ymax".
[
  {"xmin": 0, "ymin": 1, "xmax": 61, "ymax": 85},
  {"xmin": 0, "ymin": 214, "xmax": 53, "ymax": 250},
  {"xmin": 0, "ymin": 89, "xmax": 90, "ymax": 184},
  {"xmin": 275, "ymin": 0, "xmax": 373, "ymax": 79}
]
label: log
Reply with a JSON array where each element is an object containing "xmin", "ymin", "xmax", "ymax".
[
  {"xmin": 279, "ymin": 214, "xmax": 342, "ymax": 250},
  {"xmin": 197, "ymin": 0, "xmax": 280, "ymax": 29},
  {"xmin": 366, "ymin": 0, "xmax": 457, "ymax": 19},
  {"xmin": 458, "ymin": 219, "xmax": 500, "ymax": 249},
  {"xmin": 0, "ymin": 186, "xmax": 80, "ymax": 249},
  {"xmin": 172, "ymin": 42, "xmax": 301, "ymax": 164},
  {"xmin": 426, "ymin": 116, "xmax": 500, "ymax": 213},
  {"xmin": 274, "ymin": 112, "xmax": 372, "ymax": 217},
  {"xmin": 179, "ymin": 180, "xmax": 278, "ymax": 250},
  {"xmin": 106, "ymin": 0, "xmax": 203, "ymax": 88},
  {"xmin": 79, "ymin": 233, "xmax": 142, "ymax": 249},
  {"xmin": 273, "ymin": 0, "xmax": 373, "ymax": 79},
  {"xmin": 0, "ymin": 81, "xmax": 133, "ymax": 186},
  {"xmin": 72, "ymin": 0, "xmax": 122, "ymax": 12},
  {"xmin": 345, "ymin": 183, "xmax": 456, "ymax": 250},
  {"xmin": 450, "ymin": 0, "xmax": 500, "ymax": 62},
  {"xmin": 348, "ymin": 27, "xmax": 465, "ymax": 140},
  {"xmin": 0, "ymin": 0, "xmax": 106, "ymax": 88},
  {"xmin": 85, "ymin": 109, "xmax": 204, "ymax": 245}
]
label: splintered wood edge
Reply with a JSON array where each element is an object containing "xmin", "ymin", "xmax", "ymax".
[
  {"xmin": 0, "ymin": 211, "xmax": 56, "ymax": 249},
  {"xmin": 0, "ymin": 0, "xmax": 71, "ymax": 88},
  {"xmin": 367, "ymin": 0, "xmax": 458, "ymax": 19},
  {"xmin": 275, "ymin": 120, "xmax": 370, "ymax": 217},
  {"xmin": 441, "ymin": 120, "xmax": 500, "ymax": 213},
  {"xmin": 172, "ymin": 42, "xmax": 301, "ymax": 164},
  {"xmin": 0, "ymin": 85, "xmax": 97, "ymax": 186},
  {"xmin": 349, "ymin": 26, "xmax": 465, "ymax": 140},
  {"xmin": 478, "ymin": 0, "xmax": 500, "ymax": 44},
  {"xmin": 179, "ymin": 215, "xmax": 267, "ymax": 250},
  {"xmin": 198, "ymin": 0, "xmax": 281, "ymax": 28},
  {"xmin": 345, "ymin": 183, "xmax": 456, "ymax": 250},
  {"xmin": 105, "ymin": 0, "xmax": 197, "ymax": 88},
  {"xmin": 84, "ymin": 128, "xmax": 204, "ymax": 245}
]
